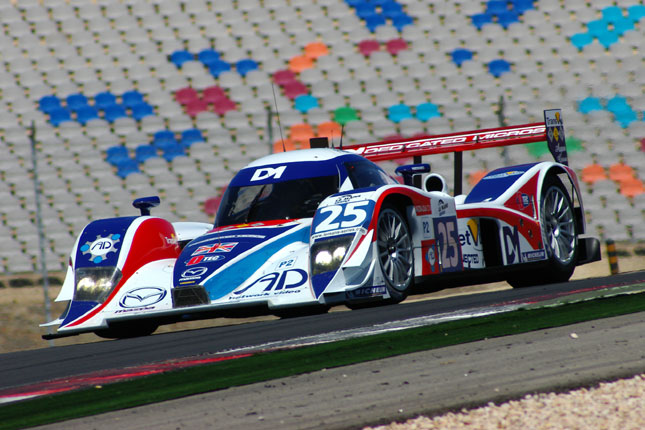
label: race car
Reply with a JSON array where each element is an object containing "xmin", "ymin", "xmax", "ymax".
[{"xmin": 42, "ymin": 109, "xmax": 600, "ymax": 339}]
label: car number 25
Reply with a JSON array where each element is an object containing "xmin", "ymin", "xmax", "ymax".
[
  {"xmin": 433, "ymin": 216, "xmax": 463, "ymax": 272},
  {"xmin": 314, "ymin": 201, "xmax": 373, "ymax": 233}
]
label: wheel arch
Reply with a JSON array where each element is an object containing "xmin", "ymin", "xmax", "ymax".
[
  {"xmin": 378, "ymin": 192, "xmax": 414, "ymax": 224},
  {"xmin": 540, "ymin": 164, "xmax": 586, "ymax": 235}
]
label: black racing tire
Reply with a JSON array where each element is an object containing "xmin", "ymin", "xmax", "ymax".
[
  {"xmin": 508, "ymin": 175, "xmax": 578, "ymax": 288},
  {"xmin": 375, "ymin": 206, "xmax": 414, "ymax": 303},
  {"xmin": 94, "ymin": 322, "xmax": 159, "ymax": 339}
]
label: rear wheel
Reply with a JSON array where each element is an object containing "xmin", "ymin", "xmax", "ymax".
[
  {"xmin": 376, "ymin": 207, "xmax": 414, "ymax": 303},
  {"xmin": 508, "ymin": 176, "xmax": 578, "ymax": 288}
]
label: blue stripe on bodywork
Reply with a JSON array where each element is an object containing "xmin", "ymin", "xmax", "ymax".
[
  {"xmin": 61, "ymin": 301, "xmax": 99, "ymax": 326},
  {"xmin": 203, "ymin": 225, "xmax": 310, "ymax": 301},
  {"xmin": 465, "ymin": 164, "xmax": 537, "ymax": 204}
]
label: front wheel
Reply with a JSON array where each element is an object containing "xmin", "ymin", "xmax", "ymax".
[
  {"xmin": 376, "ymin": 207, "xmax": 414, "ymax": 303},
  {"xmin": 508, "ymin": 176, "xmax": 578, "ymax": 288},
  {"xmin": 94, "ymin": 321, "xmax": 159, "ymax": 339}
]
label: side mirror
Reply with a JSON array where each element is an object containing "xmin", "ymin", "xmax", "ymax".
[
  {"xmin": 395, "ymin": 163, "xmax": 430, "ymax": 187},
  {"xmin": 133, "ymin": 196, "xmax": 161, "ymax": 216}
]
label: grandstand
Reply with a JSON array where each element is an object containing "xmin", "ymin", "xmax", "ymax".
[{"xmin": 0, "ymin": 0, "xmax": 643, "ymax": 275}]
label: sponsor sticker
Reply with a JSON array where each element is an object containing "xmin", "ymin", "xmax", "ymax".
[
  {"xmin": 80, "ymin": 233, "xmax": 121, "ymax": 264},
  {"xmin": 179, "ymin": 266, "xmax": 208, "ymax": 282},
  {"xmin": 119, "ymin": 287, "xmax": 167, "ymax": 308},
  {"xmin": 483, "ymin": 171, "xmax": 524, "ymax": 180},
  {"xmin": 186, "ymin": 254, "xmax": 225, "ymax": 266},
  {"xmin": 191, "ymin": 242, "xmax": 237, "ymax": 256},
  {"xmin": 522, "ymin": 249, "xmax": 546, "ymax": 262},
  {"xmin": 347, "ymin": 285, "xmax": 387, "ymax": 299}
]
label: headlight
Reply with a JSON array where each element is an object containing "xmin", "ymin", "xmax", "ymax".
[
  {"xmin": 311, "ymin": 235, "xmax": 354, "ymax": 276},
  {"xmin": 74, "ymin": 267, "xmax": 122, "ymax": 303}
]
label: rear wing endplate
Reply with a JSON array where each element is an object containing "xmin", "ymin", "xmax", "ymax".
[{"xmin": 343, "ymin": 109, "xmax": 568, "ymax": 194}]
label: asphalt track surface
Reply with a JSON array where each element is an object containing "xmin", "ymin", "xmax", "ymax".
[
  {"xmin": 2, "ymin": 271, "xmax": 645, "ymax": 391},
  {"xmin": 3, "ymin": 271, "xmax": 645, "ymax": 429}
]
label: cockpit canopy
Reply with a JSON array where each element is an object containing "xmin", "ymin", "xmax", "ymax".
[{"xmin": 214, "ymin": 149, "xmax": 396, "ymax": 227}]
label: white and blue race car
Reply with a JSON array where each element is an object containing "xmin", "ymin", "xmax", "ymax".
[{"xmin": 42, "ymin": 109, "xmax": 600, "ymax": 339}]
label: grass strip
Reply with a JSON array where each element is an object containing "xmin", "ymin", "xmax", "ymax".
[{"xmin": 3, "ymin": 292, "xmax": 645, "ymax": 430}]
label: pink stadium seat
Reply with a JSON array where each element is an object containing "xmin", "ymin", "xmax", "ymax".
[
  {"xmin": 185, "ymin": 99, "xmax": 209, "ymax": 117},
  {"xmin": 358, "ymin": 39, "xmax": 380, "ymax": 57},
  {"xmin": 202, "ymin": 86, "xmax": 227, "ymax": 104},
  {"xmin": 175, "ymin": 87, "xmax": 199, "ymax": 105},
  {"xmin": 273, "ymin": 69, "xmax": 297, "ymax": 85},
  {"xmin": 385, "ymin": 38, "xmax": 408, "ymax": 55}
]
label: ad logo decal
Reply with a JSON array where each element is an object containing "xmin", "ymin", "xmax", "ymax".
[{"xmin": 81, "ymin": 234, "xmax": 121, "ymax": 264}]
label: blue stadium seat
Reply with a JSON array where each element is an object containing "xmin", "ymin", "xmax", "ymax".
[
  {"xmin": 153, "ymin": 130, "xmax": 178, "ymax": 150},
  {"xmin": 615, "ymin": 110, "xmax": 638, "ymax": 128},
  {"xmin": 162, "ymin": 142, "xmax": 186, "ymax": 162},
  {"xmin": 170, "ymin": 50, "xmax": 194, "ymax": 68},
  {"xmin": 76, "ymin": 105, "xmax": 100, "ymax": 125},
  {"xmin": 586, "ymin": 20, "xmax": 607, "ymax": 38},
  {"xmin": 180, "ymin": 128, "xmax": 205, "ymax": 147},
  {"xmin": 597, "ymin": 31, "xmax": 619, "ymax": 48},
  {"xmin": 106, "ymin": 145, "xmax": 130, "ymax": 165},
  {"xmin": 511, "ymin": 0, "xmax": 535, "ymax": 13},
  {"xmin": 570, "ymin": 33, "xmax": 593, "ymax": 50},
  {"xmin": 94, "ymin": 91, "xmax": 117, "ymax": 110},
  {"xmin": 235, "ymin": 59, "xmax": 259, "ymax": 77},
  {"xmin": 39, "ymin": 95, "xmax": 61, "ymax": 113},
  {"xmin": 103, "ymin": 104, "xmax": 128, "ymax": 123},
  {"xmin": 131, "ymin": 102, "xmax": 155, "ymax": 120},
  {"xmin": 488, "ymin": 59, "xmax": 511, "ymax": 77},
  {"xmin": 198, "ymin": 49, "xmax": 220, "ymax": 67},
  {"xmin": 613, "ymin": 18, "xmax": 634, "ymax": 36},
  {"xmin": 628, "ymin": 5, "xmax": 645, "ymax": 21},
  {"xmin": 364, "ymin": 14, "xmax": 386, "ymax": 32},
  {"xmin": 416, "ymin": 102, "xmax": 441, "ymax": 121},
  {"xmin": 115, "ymin": 158, "xmax": 141, "ymax": 179},
  {"xmin": 578, "ymin": 97, "xmax": 603, "ymax": 114},
  {"xmin": 451, "ymin": 49, "xmax": 473, "ymax": 67},
  {"xmin": 486, "ymin": 1, "xmax": 508, "ymax": 14},
  {"xmin": 471, "ymin": 12, "xmax": 493, "ymax": 30},
  {"xmin": 208, "ymin": 60, "xmax": 232, "ymax": 77},
  {"xmin": 497, "ymin": 10, "xmax": 519, "ymax": 28},
  {"xmin": 391, "ymin": 13, "xmax": 414, "ymax": 31},
  {"xmin": 122, "ymin": 90, "xmax": 145, "ymax": 108},
  {"xmin": 381, "ymin": 1, "xmax": 404, "ymax": 19},
  {"xmin": 387, "ymin": 104, "xmax": 413, "ymax": 123},
  {"xmin": 135, "ymin": 144, "xmax": 158, "ymax": 163},
  {"xmin": 48, "ymin": 107, "xmax": 73, "ymax": 126},
  {"xmin": 602, "ymin": 6, "xmax": 624, "ymax": 23},
  {"xmin": 66, "ymin": 93, "xmax": 89, "ymax": 111},
  {"xmin": 606, "ymin": 96, "xmax": 631, "ymax": 114},
  {"xmin": 294, "ymin": 94, "xmax": 319, "ymax": 113},
  {"xmin": 355, "ymin": 2, "xmax": 376, "ymax": 20}
]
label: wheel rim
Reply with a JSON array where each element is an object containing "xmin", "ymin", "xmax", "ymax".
[
  {"xmin": 541, "ymin": 186, "xmax": 576, "ymax": 265},
  {"xmin": 377, "ymin": 209, "xmax": 413, "ymax": 291}
]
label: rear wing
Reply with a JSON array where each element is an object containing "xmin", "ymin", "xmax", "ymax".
[{"xmin": 343, "ymin": 109, "xmax": 568, "ymax": 194}]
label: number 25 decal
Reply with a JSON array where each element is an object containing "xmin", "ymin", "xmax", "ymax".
[
  {"xmin": 315, "ymin": 201, "xmax": 372, "ymax": 233},
  {"xmin": 433, "ymin": 216, "xmax": 462, "ymax": 272}
]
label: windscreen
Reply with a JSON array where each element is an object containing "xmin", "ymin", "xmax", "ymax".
[{"xmin": 215, "ymin": 175, "xmax": 340, "ymax": 227}]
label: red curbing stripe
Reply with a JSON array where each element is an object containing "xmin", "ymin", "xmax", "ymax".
[{"xmin": 0, "ymin": 353, "xmax": 254, "ymax": 404}]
